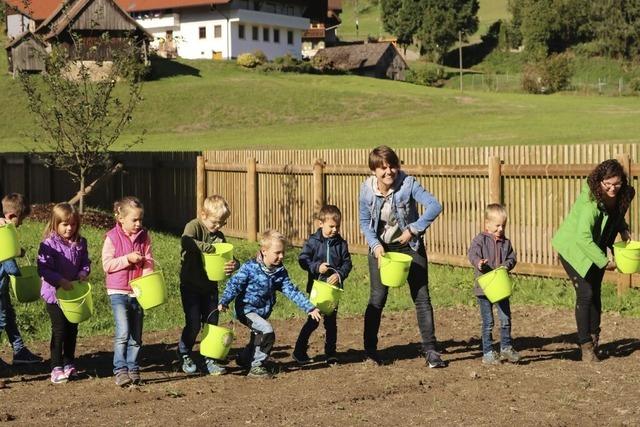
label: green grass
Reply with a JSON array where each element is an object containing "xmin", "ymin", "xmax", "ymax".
[
  {"xmin": 4, "ymin": 219, "xmax": 640, "ymax": 346},
  {"xmin": 338, "ymin": 0, "xmax": 387, "ymax": 41}
]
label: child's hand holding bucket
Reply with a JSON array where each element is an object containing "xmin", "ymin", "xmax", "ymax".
[
  {"xmin": 58, "ymin": 278, "xmax": 74, "ymax": 291},
  {"xmin": 308, "ymin": 308, "xmax": 322, "ymax": 322},
  {"xmin": 223, "ymin": 259, "xmax": 238, "ymax": 276},
  {"xmin": 218, "ymin": 304, "xmax": 227, "ymax": 313}
]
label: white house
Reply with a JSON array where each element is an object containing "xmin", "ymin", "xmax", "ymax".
[{"xmin": 127, "ymin": 0, "xmax": 311, "ymax": 60}]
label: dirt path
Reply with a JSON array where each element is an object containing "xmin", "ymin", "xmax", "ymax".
[{"xmin": 1, "ymin": 306, "xmax": 639, "ymax": 426}]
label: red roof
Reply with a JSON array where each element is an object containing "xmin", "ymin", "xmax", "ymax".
[
  {"xmin": 117, "ymin": 0, "xmax": 230, "ymax": 12},
  {"xmin": 4, "ymin": 0, "xmax": 61, "ymax": 20}
]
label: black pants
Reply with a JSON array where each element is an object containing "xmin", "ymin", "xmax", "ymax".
[
  {"xmin": 46, "ymin": 303, "xmax": 78, "ymax": 369},
  {"xmin": 364, "ymin": 243, "xmax": 437, "ymax": 354},
  {"xmin": 294, "ymin": 311, "xmax": 337, "ymax": 356},
  {"xmin": 560, "ymin": 257, "xmax": 604, "ymax": 344},
  {"xmin": 178, "ymin": 286, "xmax": 218, "ymax": 355}
]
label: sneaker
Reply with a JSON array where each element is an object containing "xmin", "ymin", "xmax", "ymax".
[
  {"xmin": 114, "ymin": 369, "xmax": 132, "ymax": 387},
  {"xmin": 326, "ymin": 354, "xmax": 339, "ymax": 366},
  {"xmin": 292, "ymin": 351, "xmax": 313, "ymax": 365},
  {"xmin": 364, "ymin": 350, "xmax": 383, "ymax": 366},
  {"xmin": 51, "ymin": 367, "xmax": 68, "ymax": 384},
  {"xmin": 482, "ymin": 351, "xmax": 501, "ymax": 365},
  {"xmin": 500, "ymin": 347, "xmax": 522, "ymax": 363},
  {"xmin": 247, "ymin": 365, "xmax": 272, "ymax": 379},
  {"xmin": 205, "ymin": 359, "xmax": 227, "ymax": 376},
  {"xmin": 180, "ymin": 354, "xmax": 198, "ymax": 375},
  {"xmin": 63, "ymin": 364, "xmax": 78, "ymax": 379},
  {"xmin": 426, "ymin": 350, "xmax": 446, "ymax": 368},
  {"xmin": 13, "ymin": 348, "xmax": 43, "ymax": 365},
  {"xmin": 128, "ymin": 370, "xmax": 141, "ymax": 385}
]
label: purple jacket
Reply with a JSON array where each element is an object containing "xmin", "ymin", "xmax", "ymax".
[
  {"xmin": 467, "ymin": 232, "xmax": 516, "ymax": 297},
  {"xmin": 38, "ymin": 233, "xmax": 91, "ymax": 304}
]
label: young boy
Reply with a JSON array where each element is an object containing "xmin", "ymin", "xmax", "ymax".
[
  {"xmin": 178, "ymin": 195, "xmax": 237, "ymax": 376},
  {"xmin": 218, "ymin": 230, "xmax": 322, "ymax": 378},
  {"xmin": 467, "ymin": 203, "xmax": 520, "ymax": 365},
  {"xmin": 293, "ymin": 205, "xmax": 352, "ymax": 365},
  {"xmin": 0, "ymin": 194, "xmax": 43, "ymax": 374}
]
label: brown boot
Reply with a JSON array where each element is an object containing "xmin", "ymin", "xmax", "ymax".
[{"xmin": 580, "ymin": 342, "xmax": 600, "ymax": 363}]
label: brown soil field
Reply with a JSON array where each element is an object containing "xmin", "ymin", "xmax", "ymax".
[{"xmin": 1, "ymin": 306, "xmax": 639, "ymax": 426}]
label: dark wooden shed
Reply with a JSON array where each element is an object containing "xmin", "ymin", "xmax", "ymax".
[
  {"xmin": 6, "ymin": 31, "xmax": 47, "ymax": 75},
  {"xmin": 314, "ymin": 42, "xmax": 408, "ymax": 81}
]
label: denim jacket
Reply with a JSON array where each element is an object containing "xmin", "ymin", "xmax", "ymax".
[{"xmin": 359, "ymin": 171, "xmax": 442, "ymax": 253}]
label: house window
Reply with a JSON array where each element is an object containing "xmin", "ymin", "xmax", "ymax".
[
  {"xmin": 214, "ymin": 25, "xmax": 222, "ymax": 38},
  {"xmin": 199, "ymin": 26, "xmax": 206, "ymax": 39},
  {"xmin": 238, "ymin": 24, "xmax": 245, "ymax": 39},
  {"xmin": 252, "ymin": 26, "xmax": 259, "ymax": 41},
  {"xmin": 273, "ymin": 28, "xmax": 280, "ymax": 43},
  {"xmin": 263, "ymin": 27, "xmax": 269, "ymax": 42},
  {"xmin": 265, "ymin": 2, "xmax": 276, "ymax": 12},
  {"xmin": 287, "ymin": 30, "xmax": 293, "ymax": 45},
  {"xmin": 286, "ymin": 5, "xmax": 294, "ymax": 15}
]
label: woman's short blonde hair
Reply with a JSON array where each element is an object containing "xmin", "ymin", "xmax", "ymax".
[{"xmin": 202, "ymin": 195, "xmax": 231, "ymax": 220}]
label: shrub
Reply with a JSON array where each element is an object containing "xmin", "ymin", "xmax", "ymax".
[
  {"xmin": 253, "ymin": 50, "xmax": 268, "ymax": 64},
  {"xmin": 237, "ymin": 52, "xmax": 260, "ymax": 68},
  {"xmin": 521, "ymin": 53, "xmax": 573, "ymax": 94},
  {"xmin": 405, "ymin": 66, "xmax": 446, "ymax": 87},
  {"xmin": 630, "ymin": 77, "xmax": 640, "ymax": 93}
]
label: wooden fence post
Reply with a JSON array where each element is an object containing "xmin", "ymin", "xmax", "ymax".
[
  {"xmin": 313, "ymin": 159, "xmax": 325, "ymax": 215},
  {"xmin": 246, "ymin": 157, "xmax": 258, "ymax": 242},
  {"xmin": 488, "ymin": 156, "xmax": 502, "ymax": 204},
  {"xmin": 617, "ymin": 152, "xmax": 632, "ymax": 295},
  {"xmin": 196, "ymin": 155, "xmax": 205, "ymax": 216}
]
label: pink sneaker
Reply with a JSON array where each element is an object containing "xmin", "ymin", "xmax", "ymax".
[
  {"xmin": 51, "ymin": 367, "xmax": 68, "ymax": 384},
  {"xmin": 63, "ymin": 364, "xmax": 78, "ymax": 379}
]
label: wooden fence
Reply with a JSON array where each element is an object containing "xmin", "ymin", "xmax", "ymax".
[
  {"xmin": 201, "ymin": 144, "xmax": 640, "ymax": 293},
  {"xmin": 0, "ymin": 152, "xmax": 199, "ymax": 232}
]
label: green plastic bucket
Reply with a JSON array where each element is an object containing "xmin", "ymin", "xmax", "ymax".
[
  {"xmin": 0, "ymin": 223, "xmax": 20, "ymax": 262},
  {"xmin": 380, "ymin": 252, "xmax": 413, "ymax": 287},
  {"xmin": 477, "ymin": 267, "xmax": 513, "ymax": 303},
  {"xmin": 200, "ymin": 324, "xmax": 234, "ymax": 360},
  {"xmin": 202, "ymin": 243, "xmax": 234, "ymax": 281},
  {"xmin": 56, "ymin": 281, "xmax": 93, "ymax": 323},
  {"xmin": 310, "ymin": 280, "xmax": 344, "ymax": 315},
  {"xmin": 10, "ymin": 265, "xmax": 41, "ymax": 303},
  {"xmin": 129, "ymin": 271, "xmax": 167, "ymax": 310},
  {"xmin": 613, "ymin": 241, "xmax": 640, "ymax": 274}
]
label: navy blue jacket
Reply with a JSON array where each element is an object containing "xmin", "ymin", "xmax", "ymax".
[{"xmin": 298, "ymin": 229, "xmax": 352, "ymax": 293}]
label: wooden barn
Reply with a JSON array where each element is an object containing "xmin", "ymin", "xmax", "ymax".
[
  {"xmin": 5, "ymin": 0, "xmax": 151, "ymax": 75},
  {"xmin": 313, "ymin": 42, "xmax": 408, "ymax": 81}
]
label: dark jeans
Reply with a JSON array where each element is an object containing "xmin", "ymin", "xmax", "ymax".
[
  {"xmin": 0, "ymin": 291, "xmax": 26, "ymax": 353},
  {"xmin": 178, "ymin": 286, "xmax": 218, "ymax": 355},
  {"xmin": 560, "ymin": 256, "xmax": 604, "ymax": 344},
  {"xmin": 477, "ymin": 296, "xmax": 512, "ymax": 354},
  {"xmin": 363, "ymin": 243, "xmax": 437, "ymax": 354},
  {"xmin": 294, "ymin": 311, "xmax": 337, "ymax": 356},
  {"xmin": 46, "ymin": 303, "xmax": 78, "ymax": 369}
]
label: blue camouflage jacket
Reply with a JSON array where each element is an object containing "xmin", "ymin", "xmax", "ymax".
[{"xmin": 219, "ymin": 257, "xmax": 315, "ymax": 319}]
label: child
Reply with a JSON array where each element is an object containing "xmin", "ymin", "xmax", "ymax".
[
  {"xmin": 467, "ymin": 203, "xmax": 520, "ymax": 365},
  {"xmin": 0, "ymin": 193, "xmax": 42, "ymax": 374},
  {"xmin": 38, "ymin": 203, "xmax": 90, "ymax": 384},
  {"xmin": 218, "ymin": 230, "xmax": 322, "ymax": 378},
  {"xmin": 178, "ymin": 195, "xmax": 237, "ymax": 376},
  {"xmin": 293, "ymin": 205, "xmax": 352, "ymax": 365},
  {"xmin": 102, "ymin": 196, "xmax": 154, "ymax": 387}
]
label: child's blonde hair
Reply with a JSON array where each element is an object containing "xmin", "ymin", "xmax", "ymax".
[
  {"xmin": 317, "ymin": 204, "xmax": 342, "ymax": 223},
  {"xmin": 43, "ymin": 203, "xmax": 81, "ymax": 240},
  {"xmin": 485, "ymin": 203, "xmax": 508, "ymax": 222},
  {"xmin": 114, "ymin": 196, "xmax": 144, "ymax": 222},
  {"xmin": 2, "ymin": 193, "xmax": 31, "ymax": 219},
  {"xmin": 259, "ymin": 229, "xmax": 287, "ymax": 250},
  {"xmin": 201, "ymin": 195, "xmax": 230, "ymax": 220}
]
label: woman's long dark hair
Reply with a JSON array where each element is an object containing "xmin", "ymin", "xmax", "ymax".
[{"xmin": 587, "ymin": 159, "xmax": 635, "ymax": 214}]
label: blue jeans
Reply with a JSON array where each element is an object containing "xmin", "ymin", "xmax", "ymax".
[
  {"xmin": 178, "ymin": 286, "xmax": 218, "ymax": 356},
  {"xmin": 237, "ymin": 312, "xmax": 274, "ymax": 368},
  {"xmin": 0, "ymin": 291, "xmax": 25, "ymax": 354},
  {"xmin": 110, "ymin": 294, "xmax": 144, "ymax": 373},
  {"xmin": 477, "ymin": 296, "xmax": 512, "ymax": 354}
]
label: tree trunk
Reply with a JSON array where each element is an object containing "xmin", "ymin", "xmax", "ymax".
[{"xmin": 79, "ymin": 175, "xmax": 85, "ymax": 214}]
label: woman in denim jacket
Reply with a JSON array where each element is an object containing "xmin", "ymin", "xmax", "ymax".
[{"xmin": 359, "ymin": 145, "xmax": 445, "ymax": 368}]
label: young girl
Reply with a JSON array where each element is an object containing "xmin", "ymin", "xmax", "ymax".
[
  {"xmin": 102, "ymin": 196, "xmax": 154, "ymax": 387},
  {"xmin": 38, "ymin": 203, "xmax": 91, "ymax": 384}
]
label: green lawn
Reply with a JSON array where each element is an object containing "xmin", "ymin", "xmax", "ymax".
[
  {"xmin": 338, "ymin": 0, "xmax": 387, "ymax": 41},
  {"xmin": 5, "ymin": 220, "xmax": 640, "ymax": 345}
]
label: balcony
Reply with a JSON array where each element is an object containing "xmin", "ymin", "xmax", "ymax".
[{"xmin": 135, "ymin": 13, "xmax": 180, "ymax": 30}]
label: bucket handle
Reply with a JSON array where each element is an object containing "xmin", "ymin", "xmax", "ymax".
[
  {"xmin": 319, "ymin": 266, "xmax": 343, "ymax": 288},
  {"xmin": 205, "ymin": 308, "xmax": 236, "ymax": 332}
]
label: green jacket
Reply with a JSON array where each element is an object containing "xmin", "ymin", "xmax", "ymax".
[
  {"xmin": 552, "ymin": 183, "xmax": 629, "ymax": 278},
  {"xmin": 180, "ymin": 218, "xmax": 225, "ymax": 294}
]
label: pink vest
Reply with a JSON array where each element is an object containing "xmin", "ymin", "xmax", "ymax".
[{"xmin": 105, "ymin": 225, "xmax": 149, "ymax": 292}]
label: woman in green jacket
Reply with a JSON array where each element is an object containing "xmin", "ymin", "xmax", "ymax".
[{"xmin": 552, "ymin": 159, "xmax": 635, "ymax": 362}]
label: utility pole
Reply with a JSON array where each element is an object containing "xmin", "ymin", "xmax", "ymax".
[{"xmin": 459, "ymin": 31, "xmax": 463, "ymax": 92}]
